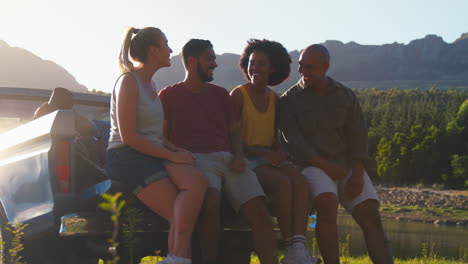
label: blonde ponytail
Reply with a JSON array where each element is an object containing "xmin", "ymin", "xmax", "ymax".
[
  {"xmin": 118, "ymin": 27, "xmax": 163, "ymax": 73},
  {"xmin": 118, "ymin": 27, "xmax": 138, "ymax": 73}
]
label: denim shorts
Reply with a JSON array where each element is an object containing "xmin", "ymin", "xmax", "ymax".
[
  {"xmin": 105, "ymin": 146, "xmax": 167, "ymax": 195},
  {"xmin": 246, "ymin": 146, "xmax": 271, "ymax": 170},
  {"xmin": 247, "ymin": 146, "xmax": 296, "ymax": 170}
]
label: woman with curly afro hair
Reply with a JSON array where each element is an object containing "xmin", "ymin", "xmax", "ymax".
[{"xmin": 231, "ymin": 39, "xmax": 320, "ymax": 264}]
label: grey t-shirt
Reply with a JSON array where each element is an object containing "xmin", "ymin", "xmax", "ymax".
[{"xmin": 108, "ymin": 72, "xmax": 164, "ymax": 149}]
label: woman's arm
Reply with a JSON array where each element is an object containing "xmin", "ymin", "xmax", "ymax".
[{"xmin": 115, "ymin": 74, "xmax": 193, "ymax": 164}]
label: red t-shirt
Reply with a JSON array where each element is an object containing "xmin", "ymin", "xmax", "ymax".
[{"xmin": 159, "ymin": 82, "xmax": 239, "ymax": 153}]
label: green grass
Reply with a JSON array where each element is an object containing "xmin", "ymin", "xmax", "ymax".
[
  {"xmin": 336, "ymin": 256, "xmax": 465, "ymax": 264},
  {"xmin": 130, "ymin": 236, "xmax": 468, "ymax": 264},
  {"xmin": 130, "ymin": 254, "xmax": 467, "ymax": 264}
]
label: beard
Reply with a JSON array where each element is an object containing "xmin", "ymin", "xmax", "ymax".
[{"xmin": 197, "ymin": 62, "xmax": 214, "ymax": 82}]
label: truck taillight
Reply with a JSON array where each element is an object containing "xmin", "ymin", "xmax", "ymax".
[{"xmin": 56, "ymin": 141, "xmax": 71, "ymax": 193}]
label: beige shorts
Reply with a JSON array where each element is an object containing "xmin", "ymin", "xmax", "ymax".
[
  {"xmin": 302, "ymin": 166, "xmax": 379, "ymax": 212},
  {"xmin": 194, "ymin": 152, "xmax": 265, "ymax": 212}
]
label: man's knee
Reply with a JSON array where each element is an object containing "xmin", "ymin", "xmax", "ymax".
[
  {"xmin": 303, "ymin": 166, "xmax": 336, "ymax": 194},
  {"xmin": 257, "ymin": 167, "xmax": 292, "ymax": 194},
  {"xmin": 352, "ymin": 199, "xmax": 382, "ymax": 229},
  {"xmin": 271, "ymin": 173, "xmax": 291, "ymax": 195},
  {"xmin": 314, "ymin": 192, "xmax": 339, "ymax": 218},
  {"xmin": 302, "ymin": 166, "xmax": 329, "ymax": 180},
  {"xmin": 240, "ymin": 196, "xmax": 271, "ymax": 222},
  {"xmin": 287, "ymin": 169, "xmax": 309, "ymax": 191}
]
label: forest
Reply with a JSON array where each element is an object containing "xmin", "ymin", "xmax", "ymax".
[{"xmin": 356, "ymin": 88, "xmax": 468, "ymax": 189}]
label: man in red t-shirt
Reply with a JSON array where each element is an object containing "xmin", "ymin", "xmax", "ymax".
[{"xmin": 159, "ymin": 39, "xmax": 276, "ymax": 264}]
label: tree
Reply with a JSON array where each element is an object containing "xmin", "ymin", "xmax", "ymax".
[{"xmin": 443, "ymin": 154, "xmax": 468, "ymax": 189}]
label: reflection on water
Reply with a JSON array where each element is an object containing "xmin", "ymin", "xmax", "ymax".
[{"xmin": 307, "ymin": 215, "xmax": 468, "ymax": 259}]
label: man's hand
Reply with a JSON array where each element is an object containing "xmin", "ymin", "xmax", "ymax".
[
  {"xmin": 315, "ymin": 158, "xmax": 347, "ymax": 181},
  {"xmin": 229, "ymin": 155, "xmax": 246, "ymax": 172},
  {"xmin": 344, "ymin": 164, "xmax": 365, "ymax": 200}
]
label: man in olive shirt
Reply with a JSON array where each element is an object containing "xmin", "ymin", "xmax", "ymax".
[{"xmin": 278, "ymin": 44, "xmax": 393, "ymax": 264}]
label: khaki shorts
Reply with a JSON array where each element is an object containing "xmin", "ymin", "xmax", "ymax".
[
  {"xmin": 302, "ymin": 166, "xmax": 379, "ymax": 212},
  {"xmin": 194, "ymin": 152, "xmax": 265, "ymax": 212}
]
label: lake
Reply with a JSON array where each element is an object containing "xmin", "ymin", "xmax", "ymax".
[{"xmin": 306, "ymin": 215, "xmax": 468, "ymax": 260}]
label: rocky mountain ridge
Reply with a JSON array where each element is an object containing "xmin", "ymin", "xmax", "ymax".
[
  {"xmin": 2, "ymin": 33, "xmax": 467, "ymax": 93},
  {"xmin": 156, "ymin": 33, "xmax": 468, "ymax": 93},
  {"xmin": 0, "ymin": 40, "xmax": 87, "ymax": 92}
]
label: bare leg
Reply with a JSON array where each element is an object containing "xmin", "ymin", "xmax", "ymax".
[
  {"xmin": 136, "ymin": 178, "xmax": 177, "ymax": 253},
  {"xmin": 281, "ymin": 166, "xmax": 310, "ymax": 236},
  {"xmin": 255, "ymin": 165, "xmax": 293, "ymax": 239},
  {"xmin": 352, "ymin": 200, "xmax": 394, "ymax": 264},
  {"xmin": 240, "ymin": 196, "xmax": 277, "ymax": 264},
  {"xmin": 198, "ymin": 188, "xmax": 222, "ymax": 264},
  {"xmin": 165, "ymin": 163, "xmax": 208, "ymax": 258},
  {"xmin": 314, "ymin": 192, "xmax": 340, "ymax": 264}
]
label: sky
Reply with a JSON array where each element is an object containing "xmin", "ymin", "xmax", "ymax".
[{"xmin": 1, "ymin": 0, "xmax": 467, "ymax": 93}]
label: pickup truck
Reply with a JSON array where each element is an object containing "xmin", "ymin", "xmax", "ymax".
[{"xmin": 0, "ymin": 87, "xmax": 255, "ymax": 264}]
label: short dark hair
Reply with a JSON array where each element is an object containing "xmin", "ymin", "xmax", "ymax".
[
  {"xmin": 303, "ymin": 44, "xmax": 330, "ymax": 65},
  {"xmin": 181, "ymin": 39, "xmax": 213, "ymax": 69},
  {"xmin": 239, "ymin": 39, "xmax": 291, "ymax": 86}
]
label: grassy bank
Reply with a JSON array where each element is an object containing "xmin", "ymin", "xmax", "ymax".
[{"xmin": 378, "ymin": 204, "xmax": 468, "ymax": 223}]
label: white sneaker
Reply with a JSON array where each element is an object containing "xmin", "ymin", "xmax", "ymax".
[
  {"xmin": 303, "ymin": 248, "xmax": 321, "ymax": 264},
  {"xmin": 283, "ymin": 243, "xmax": 321, "ymax": 264},
  {"xmin": 300, "ymin": 245, "xmax": 321, "ymax": 264},
  {"xmin": 280, "ymin": 247, "xmax": 297, "ymax": 264},
  {"xmin": 157, "ymin": 255, "xmax": 191, "ymax": 264},
  {"xmin": 307, "ymin": 255, "xmax": 321, "ymax": 264}
]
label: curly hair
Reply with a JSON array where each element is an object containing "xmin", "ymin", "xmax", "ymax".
[{"xmin": 239, "ymin": 39, "xmax": 291, "ymax": 86}]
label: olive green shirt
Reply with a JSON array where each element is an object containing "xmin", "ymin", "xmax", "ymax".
[{"xmin": 278, "ymin": 77, "xmax": 373, "ymax": 169}]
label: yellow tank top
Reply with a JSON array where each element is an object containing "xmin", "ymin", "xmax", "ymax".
[{"xmin": 238, "ymin": 84, "xmax": 276, "ymax": 147}]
